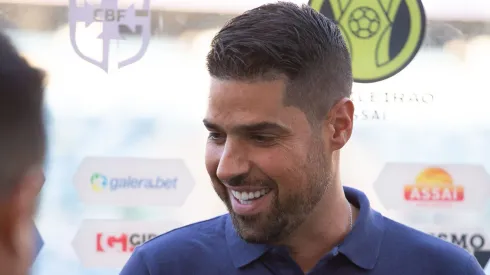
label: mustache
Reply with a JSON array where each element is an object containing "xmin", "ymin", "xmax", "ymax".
[{"xmin": 220, "ymin": 174, "xmax": 275, "ymax": 188}]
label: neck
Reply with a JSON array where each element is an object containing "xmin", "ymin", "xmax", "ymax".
[{"xmin": 280, "ymin": 182, "xmax": 357, "ymax": 272}]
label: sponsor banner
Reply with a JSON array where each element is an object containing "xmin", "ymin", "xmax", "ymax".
[
  {"xmin": 309, "ymin": 0, "xmax": 437, "ymax": 123},
  {"xmin": 350, "ymin": 89, "xmax": 436, "ymax": 122},
  {"xmin": 74, "ymin": 157, "xmax": 196, "ymax": 206},
  {"xmin": 422, "ymin": 228, "xmax": 490, "ymax": 270},
  {"xmin": 72, "ymin": 220, "xmax": 181, "ymax": 268},
  {"xmin": 68, "ymin": 0, "xmax": 151, "ymax": 73},
  {"xmin": 429, "ymin": 230, "xmax": 488, "ymax": 253},
  {"xmin": 373, "ymin": 163, "xmax": 490, "ymax": 211},
  {"xmin": 474, "ymin": 251, "xmax": 490, "ymax": 271},
  {"xmin": 310, "ymin": 0, "xmax": 426, "ymax": 83}
]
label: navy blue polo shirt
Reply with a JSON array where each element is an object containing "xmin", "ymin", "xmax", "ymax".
[{"xmin": 120, "ymin": 187, "xmax": 484, "ymax": 275}]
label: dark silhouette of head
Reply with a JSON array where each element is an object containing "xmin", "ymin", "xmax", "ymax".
[{"xmin": 0, "ymin": 31, "xmax": 46, "ymax": 275}]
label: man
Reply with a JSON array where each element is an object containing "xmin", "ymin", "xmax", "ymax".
[
  {"xmin": 121, "ymin": 2, "xmax": 484, "ymax": 274},
  {"xmin": 0, "ymin": 31, "xmax": 46, "ymax": 275}
]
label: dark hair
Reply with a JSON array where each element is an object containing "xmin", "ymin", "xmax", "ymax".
[
  {"xmin": 0, "ymin": 31, "xmax": 45, "ymax": 197},
  {"xmin": 206, "ymin": 1, "xmax": 352, "ymax": 122}
]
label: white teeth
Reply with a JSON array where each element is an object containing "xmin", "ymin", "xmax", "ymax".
[
  {"xmin": 232, "ymin": 189, "xmax": 270, "ymax": 202},
  {"xmin": 242, "ymin": 192, "xmax": 249, "ymax": 200}
]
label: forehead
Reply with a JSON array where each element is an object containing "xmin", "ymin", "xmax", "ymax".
[
  {"xmin": 210, "ymin": 78, "xmax": 284, "ymax": 110},
  {"xmin": 206, "ymin": 78, "xmax": 288, "ymax": 125},
  {"xmin": 205, "ymin": 78, "xmax": 311, "ymax": 134}
]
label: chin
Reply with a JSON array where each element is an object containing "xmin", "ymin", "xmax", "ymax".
[
  {"xmin": 236, "ymin": 226, "xmax": 270, "ymax": 243},
  {"xmin": 230, "ymin": 212, "xmax": 285, "ymax": 244},
  {"xmin": 231, "ymin": 213, "xmax": 263, "ymax": 239}
]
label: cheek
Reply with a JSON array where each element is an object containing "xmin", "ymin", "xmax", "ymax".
[
  {"xmin": 205, "ymin": 146, "xmax": 228, "ymax": 197},
  {"xmin": 252, "ymin": 147, "xmax": 307, "ymax": 189},
  {"xmin": 205, "ymin": 144, "xmax": 221, "ymax": 176},
  {"xmin": 276, "ymin": 166, "xmax": 308, "ymax": 197}
]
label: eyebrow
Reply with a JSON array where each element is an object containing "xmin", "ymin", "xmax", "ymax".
[{"xmin": 203, "ymin": 119, "xmax": 291, "ymax": 134}]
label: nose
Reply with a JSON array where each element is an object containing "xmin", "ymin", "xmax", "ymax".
[{"xmin": 216, "ymin": 139, "xmax": 250, "ymax": 183}]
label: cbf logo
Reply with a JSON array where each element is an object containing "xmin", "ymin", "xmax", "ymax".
[
  {"xmin": 309, "ymin": 0, "xmax": 426, "ymax": 83},
  {"xmin": 68, "ymin": 0, "xmax": 151, "ymax": 72}
]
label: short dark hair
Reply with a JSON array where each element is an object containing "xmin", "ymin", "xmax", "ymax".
[
  {"xmin": 0, "ymin": 31, "xmax": 45, "ymax": 197},
  {"xmin": 206, "ymin": 1, "xmax": 352, "ymax": 122}
]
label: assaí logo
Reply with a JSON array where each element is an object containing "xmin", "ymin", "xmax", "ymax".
[
  {"xmin": 90, "ymin": 172, "xmax": 178, "ymax": 192},
  {"xmin": 403, "ymin": 167, "xmax": 464, "ymax": 203}
]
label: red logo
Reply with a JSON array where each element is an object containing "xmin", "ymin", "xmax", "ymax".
[
  {"xmin": 96, "ymin": 232, "xmax": 157, "ymax": 253},
  {"xmin": 404, "ymin": 167, "xmax": 464, "ymax": 202}
]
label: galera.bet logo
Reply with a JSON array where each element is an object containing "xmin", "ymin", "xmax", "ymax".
[
  {"xmin": 68, "ymin": 0, "xmax": 151, "ymax": 73},
  {"xmin": 310, "ymin": 0, "xmax": 426, "ymax": 83},
  {"xmin": 90, "ymin": 173, "xmax": 108, "ymax": 192}
]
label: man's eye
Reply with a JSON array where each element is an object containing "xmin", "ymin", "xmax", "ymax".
[
  {"xmin": 251, "ymin": 135, "xmax": 275, "ymax": 143},
  {"xmin": 208, "ymin": 132, "xmax": 225, "ymax": 141}
]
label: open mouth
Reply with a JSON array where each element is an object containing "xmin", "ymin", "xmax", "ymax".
[{"xmin": 231, "ymin": 188, "xmax": 271, "ymax": 205}]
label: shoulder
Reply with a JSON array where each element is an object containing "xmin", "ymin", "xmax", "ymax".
[
  {"xmin": 141, "ymin": 214, "xmax": 228, "ymax": 254},
  {"xmin": 381, "ymin": 217, "xmax": 484, "ymax": 274},
  {"xmin": 145, "ymin": 214, "xmax": 227, "ymax": 249},
  {"xmin": 120, "ymin": 214, "xmax": 229, "ymax": 274}
]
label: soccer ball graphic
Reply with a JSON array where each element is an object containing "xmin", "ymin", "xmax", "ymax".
[{"xmin": 348, "ymin": 7, "xmax": 381, "ymax": 39}]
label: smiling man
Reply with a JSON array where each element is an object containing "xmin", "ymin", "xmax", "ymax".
[{"xmin": 120, "ymin": 2, "xmax": 484, "ymax": 275}]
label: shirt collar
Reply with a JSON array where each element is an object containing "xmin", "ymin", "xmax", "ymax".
[
  {"xmin": 225, "ymin": 216, "xmax": 270, "ymax": 268},
  {"xmin": 339, "ymin": 186, "xmax": 385, "ymax": 269},
  {"xmin": 225, "ymin": 186, "xmax": 386, "ymax": 269}
]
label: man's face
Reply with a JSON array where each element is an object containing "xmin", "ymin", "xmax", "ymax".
[{"xmin": 204, "ymin": 78, "xmax": 333, "ymax": 243}]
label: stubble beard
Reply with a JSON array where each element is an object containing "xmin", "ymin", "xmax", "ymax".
[{"xmin": 219, "ymin": 142, "xmax": 332, "ymax": 244}]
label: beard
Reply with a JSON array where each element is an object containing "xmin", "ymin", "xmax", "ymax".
[{"xmin": 213, "ymin": 139, "xmax": 332, "ymax": 244}]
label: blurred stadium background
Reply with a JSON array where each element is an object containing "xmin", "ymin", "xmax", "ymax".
[{"xmin": 0, "ymin": 0, "xmax": 489, "ymax": 274}]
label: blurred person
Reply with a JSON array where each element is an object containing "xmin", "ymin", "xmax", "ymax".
[
  {"xmin": 0, "ymin": 31, "xmax": 46, "ymax": 275},
  {"xmin": 121, "ymin": 2, "xmax": 484, "ymax": 275}
]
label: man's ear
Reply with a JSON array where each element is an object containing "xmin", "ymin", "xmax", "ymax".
[{"xmin": 324, "ymin": 98, "xmax": 354, "ymax": 151}]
